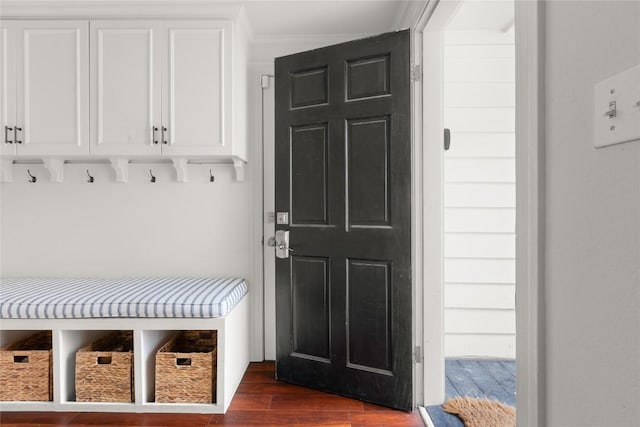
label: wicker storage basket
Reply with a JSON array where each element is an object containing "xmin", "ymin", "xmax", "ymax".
[
  {"xmin": 155, "ymin": 330, "xmax": 217, "ymax": 403},
  {"xmin": 0, "ymin": 330, "xmax": 52, "ymax": 401},
  {"xmin": 75, "ymin": 330, "xmax": 134, "ymax": 403}
]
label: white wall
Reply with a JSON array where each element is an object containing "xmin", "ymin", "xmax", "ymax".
[
  {"xmin": 544, "ymin": 1, "xmax": 640, "ymax": 426},
  {"xmin": 0, "ymin": 164, "xmax": 254, "ymax": 298},
  {"xmin": 443, "ymin": 30, "xmax": 516, "ymax": 358}
]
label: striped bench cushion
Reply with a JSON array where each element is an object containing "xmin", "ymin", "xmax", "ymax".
[{"xmin": 0, "ymin": 277, "xmax": 248, "ymax": 319}]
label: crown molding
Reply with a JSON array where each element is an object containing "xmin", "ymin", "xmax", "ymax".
[
  {"xmin": 393, "ymin": 1, "xmax": 429, "ymax": 30},
  {"xmin": 0, "ymin": 1, "xmax": 245, "ymax": 19}
]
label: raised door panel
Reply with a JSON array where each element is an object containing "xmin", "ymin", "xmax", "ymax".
[
  {"xmin": 346, "ymin": 116, "xmax": 391, "ymax": 228},
  {"xmin": 346, "ymin": 259, "xmax": 393, "ymax": 374},
  {"xmin": 90, "ymin": 21, "xmax": 162, "ymax": 156},
  {"xmin": 14, "ymin": 21, "xmax": 89, "ymax": 156},
  {"xmin": 291, "ymin": 256, "xmax": 331, "ymax": 362},
  {"xmin": 290, "ymin": 123, "xmax": 329, "ymax": 226},
  {"xmin": 0, "ymin": 21, "xmax": 16, "ymax": 156},
  {"xmin": 162, "ymin": 21, "xmax": 231, "ymax": 156}
]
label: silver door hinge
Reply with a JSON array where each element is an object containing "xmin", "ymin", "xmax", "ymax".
[
  {"xmin": 411, "ymin": 64, "xmax": 421, "ymax": 82},
  {"xmin": 414, "ymin": 345, "xmax": 423, "ymax": 363}
]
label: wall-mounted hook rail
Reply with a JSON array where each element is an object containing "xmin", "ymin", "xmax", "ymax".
[
  {"xmin": 172, "ymin": 158, "xmax": 188, "ymax": 182},
  {"xmin": 149, "ymin": 169, "xmax": 156, "ymax": 183},
  {"xmin": 43, "ymin": 158, "xmax": 64, "ymax": 183},
  {"xmin": 210, "ymin": 169, "xmax": 215, "ymax": 182},
  {"xmin": 27, "ymin": 169, "xmax": 37, "ymax": 183},
  {"xmin": 86, "ymin": 169, "xmax": 94, "ymax": 183}
]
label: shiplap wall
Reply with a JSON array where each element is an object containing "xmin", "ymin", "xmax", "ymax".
[{"xmin": 443, "ymin": 30, "xmax": 515, "ymax": 358}]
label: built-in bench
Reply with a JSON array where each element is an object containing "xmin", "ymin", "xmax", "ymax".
[{"xmin": 0, "ymin": 277, "xmax": 250, "ymax": 413}]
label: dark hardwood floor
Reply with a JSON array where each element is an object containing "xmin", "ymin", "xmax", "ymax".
[{"xmin": 0, "ymin": 362, "xmax": 424, "ymax": 427}]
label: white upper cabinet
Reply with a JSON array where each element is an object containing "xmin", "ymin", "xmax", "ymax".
[
  {"xmin": 90, "ymin": 20, "xmax": 240, "ymax": 158},
  {"xmin": 1, "ymin": 22, "xmax": 16, "ymax": 156},
  {"xmin": 90, "ymin": 21, "xmax": 162, "ymax": 156},
  {"xmin": 1, "ymin": 13, "xmax": 247, "ymax": 165},
  {"xmin": 162, "ymin": 21, "xmax": 230, "ymax": 156},
  {"xmin": 13, "ymin": 21, "xmax": 89, "ymax": 156}
]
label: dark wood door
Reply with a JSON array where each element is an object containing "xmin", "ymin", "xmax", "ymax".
[{"xmin": 275, "ymin": 30, "xmax": 412, "ymax": 411}]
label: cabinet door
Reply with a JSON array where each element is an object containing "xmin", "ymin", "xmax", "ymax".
[
  {"xmin": 14, "ymin": 21, "xmax": 89, "ymax": 156},
  {"xmin": 90, "ymin": 21, "xmax": 162, "ymax": 156},
  {"xmin": 161, "ymin": 21, "xmax": 231, "ymax": 156},
  {"xmin": 0, "ymin": 21, "xmax": 16, "ymax": 156}
]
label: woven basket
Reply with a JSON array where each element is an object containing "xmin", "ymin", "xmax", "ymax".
[
  {"xmin": 155, "ymin": 330, "xmax": 217, "ymax": 403},
  {"xmin": 75, "ymin": 330, "xmax": 134, "ymax": 403},
  {"xmin": 0, "ymin": 330, "xmax": 52, "ymax": 401}
]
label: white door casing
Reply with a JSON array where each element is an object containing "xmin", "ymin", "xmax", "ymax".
[
  {"xmin": 416, "ymin": 1, "xmax": 545, "ymax": 425},
  {"xmin": 14, "ymin": 20, "xmax": 88, "ymax": 156}
]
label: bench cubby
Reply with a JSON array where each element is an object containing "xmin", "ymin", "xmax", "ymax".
[{"xmin": 0, "ymin": 295, "xmax": 249, "ymax": 413}]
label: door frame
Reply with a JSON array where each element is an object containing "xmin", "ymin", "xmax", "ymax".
[
  {"xmin": 414, "ymin": 1, "xmax": 545, "ymax": 426},
  {"xmin": 257, "ymin": 0, "xmax": 545, "ymax": 420}
]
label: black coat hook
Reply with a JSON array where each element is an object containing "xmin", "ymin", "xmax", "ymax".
[
  {"xmin": 209, "ymin": 169, "xmax": 215, "ymax": 182},
  {"xmin": 86, "ymin": 169, "xmax": 94, "ymax": 183},
  {"xmin": 149, "ymin": 169, "xmax": 156, "ymax": 183},
  {"xmin": 27, "ymin": 169, "xmax": 36, "ymax": 183}
]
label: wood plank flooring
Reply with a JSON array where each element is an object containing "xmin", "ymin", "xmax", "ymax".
[
  {"xmin": 0, "ymin": 362, "xmax": 424, "ymax": 427},
  {"xmin": 426, "ymin": 358, "xmax": 516, "ymax": 427}
]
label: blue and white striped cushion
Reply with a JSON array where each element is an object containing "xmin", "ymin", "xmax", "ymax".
[{"xmin": 0, "ymin": 277, "xmax": 248, "ymax": 319}]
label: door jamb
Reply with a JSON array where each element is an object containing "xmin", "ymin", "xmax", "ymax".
[
  {"xmin": 413, "ymin": 1, "xmax": 546, "ymax": 425},
  {"xmin": 514, "ymin": 2, "xmax": 546, "ymax": 425}
]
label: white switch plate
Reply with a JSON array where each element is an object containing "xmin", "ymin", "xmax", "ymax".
[{"xmin": 594, "ymin": 64, "xmax": 640, "ymax": 148}]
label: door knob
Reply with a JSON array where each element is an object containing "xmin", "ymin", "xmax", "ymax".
[{"xmin": 274, "ymin": 230, "xmax": 291, "ymax": 259}]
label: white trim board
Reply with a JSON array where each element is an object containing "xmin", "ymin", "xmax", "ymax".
[
  {"xmin": 0, "ymin": 1, "xmax": 245, "ymax": 20},
  {"xmin": 514, "ymin": 1, "xmax": 545, "ymax": 426}
]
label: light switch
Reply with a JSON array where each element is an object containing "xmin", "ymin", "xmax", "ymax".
[{"xmin": 594, "ymin": 64, "xmax": 640, "ymax": 148}]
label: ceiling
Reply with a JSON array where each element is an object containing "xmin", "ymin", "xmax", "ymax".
[
  {"xmin": 242, "ymin": 0, "xmax": 515, "ymax": 37},
  {"xmin": 446, "ymin": 0, "xmax": 514, "ymax": 31},
  {"xmin": 6, "ymin": 0, "xmax": 513, "ymax": 36},
  {"xmin": 243, "ymin": 0, "xmax": 424, "ymax": 36}
]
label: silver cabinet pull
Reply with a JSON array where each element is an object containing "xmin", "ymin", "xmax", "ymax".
[
  {"xmin": 161, "ymin": 126, "xmax": 168, "ymax": 145},
  {"xmin": 152, "ymin": 126, "xmax": 159, "ymax": 144},
  {"xmin": 14, "ymin": 127, "xmax": 22, "ymax": 144},
  {"xmin": 4, "ymin": 126, "xmax": 13, "ymax": 144}
]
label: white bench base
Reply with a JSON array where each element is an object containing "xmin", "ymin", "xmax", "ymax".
[{"xmin": 0, "ymin": 295, "xmax": 250, "ymax": 414}]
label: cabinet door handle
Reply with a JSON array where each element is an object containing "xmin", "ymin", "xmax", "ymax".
[
  {"xmin": 14, "ymin": 127, "xmax": 22, "ymax": 144},
  {"xmin": 162, "ymin": 126, "xmax": 168, "ymax": 145},
  {"xmin": 152, "ymin": 126, "xmax": 159, "ymax": 144},
  {"xmin": 4, "ymin": 126, "xmax": 13, "ymax": 144}
]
